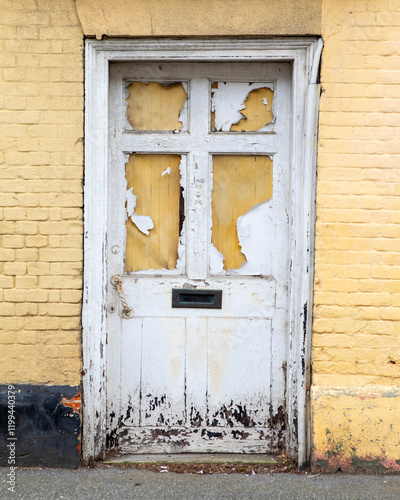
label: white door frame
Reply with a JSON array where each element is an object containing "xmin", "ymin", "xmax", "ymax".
[{"xmin": 82, "ymin": 37, "xmax": 322, "ymax": 467}]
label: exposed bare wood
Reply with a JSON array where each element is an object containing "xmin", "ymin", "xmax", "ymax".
[
  {"xmin": 230, "ymin": 87, "xmax": 273, "ymax": 131},
  {"xmin": 125, "ymin": 81, "xmax": 187, "ymax": 131}
]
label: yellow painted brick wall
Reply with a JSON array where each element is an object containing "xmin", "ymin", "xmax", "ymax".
[
  {"xmin": 0, "ymin": 0, "xmax": 84, "ymax": 385},
  {"xmin": 315, "ymin": 0, "xmax": 400, "ymax": 387},
  {"xmin": 312, "ymin": 0, "xmax": 400, "ymax": 470}
]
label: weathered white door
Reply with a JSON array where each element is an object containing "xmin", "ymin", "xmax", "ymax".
[{"xmin": 107, "ymin": 61, "xmax": 291, "ymax": 454}]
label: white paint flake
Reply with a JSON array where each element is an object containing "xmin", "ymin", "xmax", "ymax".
[
  {"xmin": 175, "ymin": 156, "xmax": 187, "ymax": 272},
  {"xmin": 125, "ymin": 187, "xmax": 154, "ymax": 235},
  {"xmin": 211, "ymin": 82, "xmax": 273, "ymax": 132},
  {"xmin": 262, "ymin": 97, "xmax": 270, "ymax": 110},
  {"xmin": 209, "ymin": 243, "xmax": 225, "ymax": 274},
  {"xmin": 161, "ymin": 167, "xmax": 171, "ymax": 176},
  {"xmin": 177, "ymin": 81, "xmax": 188, "ymax": 131},
  {"xmin": 235, "ymin": 201, "xmax": 273, "ymax": 275}
]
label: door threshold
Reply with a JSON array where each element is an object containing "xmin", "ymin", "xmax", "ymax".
[{"xmin": 104, "ymin": 453, "xmax": 279, "ymax": 465}]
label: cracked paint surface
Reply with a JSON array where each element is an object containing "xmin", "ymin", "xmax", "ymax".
[
  {"xmin": 126, "ymin": 81, "xmax": 188, "ymax": 131},
  {"xmin": 211, "ymin": 82, "xmax": 274, "ymax": 132},
  {"xmin": 124, "ymin": 154, "xmax": 184, "ymax": 272},
  {"xmin": 211, "ymin": 155, "xmax": 273, "ymax": 273}
]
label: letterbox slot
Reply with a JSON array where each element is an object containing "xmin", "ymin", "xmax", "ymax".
[{"xmin": 172, "ymin": 289, "xmax": 222, "ymax": 309}]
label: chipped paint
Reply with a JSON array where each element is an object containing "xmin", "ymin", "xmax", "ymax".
[
  {"xmin": 125, "ymin": 81, "xmax": 188, "ymax": 131},
  {"xmin": 106, "ymin": 58, "xmax": 294, "ymax": 457},
  {"xmin": 312, "ymin": 386, "xmax": 400, "ymax": 473},
  {"xmin": 61, "ymin": 391, "xmax": 81, "ymax": 413},
  {"xmin": 236, "ymin": 201, "xmax": 273, "ymax": 275},
  {"xmin": 125, "ymin": 187, "xmax": 154, "ymax": 235},
  {"xmin": 211, "ymin": 82, "xmax": 274, "ymax": 132},
  {"xmin": 209, "ymin": 243, "xmax": 225, "ymax": 274}
]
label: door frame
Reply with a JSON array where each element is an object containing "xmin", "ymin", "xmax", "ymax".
[{"xmin": 82, "ymin": 37, "xmax": 323, "ymax": 467}]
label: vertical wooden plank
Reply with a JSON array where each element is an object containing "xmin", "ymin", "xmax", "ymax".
[
  {"xmin": 270, "ymin": 311, "xmax": 287, "ymax": 450},
  {"xmin": 207, "ymin": 318, "xmax": 271, "ymax": 428},
  {"xmin": 185, "ymin": 317, "xmax": 208, "ymax": 428},
  {"xmin": 186, "ymin": 77, "xmax": 210, "ymax": 280},
  {"xmin": 120, "ymin": 318, "xmax": 143, "ymax": 427},
  {"xmin": 140, "ymin": 317, "xmax": 186, "ymax": 427}
]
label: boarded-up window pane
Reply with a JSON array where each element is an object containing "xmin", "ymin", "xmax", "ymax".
[
  {"xmin": 125, "ymin": 154, "xmax": 182, "ymax": 272},
  {"xmin": 126, "ymin": 82, "xmax": 188, "ymax": 131},
  {"xmin": 211, "ymin": 155, "xmax": 273, "ymax": 270},
  {"xmin": 211, "ymin": 82, "xmax": 273, "ymax": 132}
]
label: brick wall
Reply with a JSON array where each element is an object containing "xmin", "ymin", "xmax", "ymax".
[
  {"xmin": 315, "ymin": 0, "xmax": 400, "ymax": 388},
  {"xmin": 0, "ymin": 0, "xmax": 83, "ymax": 386},
  {"xmin": 312, "ymin": 0, "xmax": 400, "ymax": 472}
]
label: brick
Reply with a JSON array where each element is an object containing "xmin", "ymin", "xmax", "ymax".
[
  {"xmin": 27, "ymin": 262, "xmax": 50, "ymax": 275},
  {"xmin": 25, "ymin": 289, "xmax": 48, "ymax": 302},
  {"xmin": 0, "ymin": 276, "xmax": 14, "ymax": 288},
  {"xmin": 48, "ymin": 290, "xmax": 61, "ymax": 302},
  {"xmin": 15, "ymin": 221, "xmax": 38, "ymax": 235},
  {"xmin": 2, "ymin": 236, "xmax": 25, "ymax": 248},
  {"xmin": 15, "ymin": 303, "xmax": 38, "ymax": 316},
  {"xmin": 15, "ymin": 276, "xmax": 38, "ymax": 289},
  {"xmin": 39, "ymin": 303, "xmax": 81, "ymax": 317},
  {"xmin": 0, "ymin": 303, "xmax": 16, "ymax": 315},
  {"xmin": 38, "ymin": 276, "xmax": 82, "ymax": 289},
  {"xmin": 0, "ymin": 194, "xmax": 18, "ymax": 206},
  {"xmin": 61, "ymin": 290, "xmax": 82, "ymax": 303},
  {"xmin": 0, "ymin": 249, "xmax": 15, "ymax": 262},
  {"xmin": 28, "ymin": 208, "xmax": 49, "ymax": 221},
  {"xmin": 15, "ymin": 248, "xmax": 39, "ymax": 262},
  {"xmin": 39, "ymin": 221, "xmax": 82, "ymax": 235},
  {"xmin": 4, "ymin": 207, "xmax": 26, "ymax": 220},
  {"xmin": 3, "ymin": 262, "xmax": 27, "ymax": 275}
]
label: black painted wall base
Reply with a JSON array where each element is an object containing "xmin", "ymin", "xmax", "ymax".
[{"xmin": 0, "ymin": 384, "xmax": 80, "ymax": 469}]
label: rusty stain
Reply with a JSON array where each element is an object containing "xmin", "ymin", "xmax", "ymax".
[
  {"xmin": 312, "ymin": 452, "xmax": 400, "ymax": 474},
  {"xmin": 61, "ymin": 391, "xmax": 81, "ymax": 413}
]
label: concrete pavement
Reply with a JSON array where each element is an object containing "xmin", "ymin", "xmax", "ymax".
[{"xmin": 2, "ymin": 467, "xmax": 400, "ymax": 500}]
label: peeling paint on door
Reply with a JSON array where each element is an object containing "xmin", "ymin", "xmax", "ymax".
[
  {"xmin": 125, "ymin": 188, "xmax": 154, "ymax": 235},
  {"xmin": 211, "ymin": 82, "xmax": 274, "ymax": 132},
  {"xmin": 108, "ymin": 61, "xmax": 291, "ymax": 455},
  {"xmin": 125, "ymin": 81, "xmax": 188, "ymax": 131},
  {"xmin": 125, "ymin": 154, "xmax": 185, "ymax": 272},
  {"xmin": 211, "ymin": 155, "xmax": 273, "ymax": 272}
]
